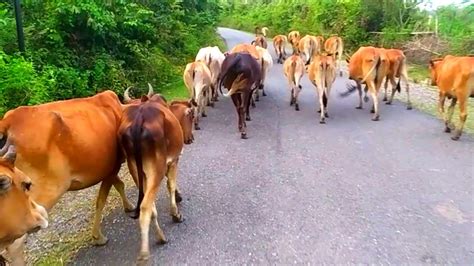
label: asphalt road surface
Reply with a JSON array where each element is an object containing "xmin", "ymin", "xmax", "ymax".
[{"xmin": 72, "ymin": 28, "xmax": 473, "ymax": 265}]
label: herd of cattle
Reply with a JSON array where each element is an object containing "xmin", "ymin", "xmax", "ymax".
[{"xmin": 0, "ymin": 26, "xmax": 473, "ymax": 265}]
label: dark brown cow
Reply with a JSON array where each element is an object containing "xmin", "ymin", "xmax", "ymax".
[
  {"xmin": 218, "ymin": 52, "xmax": 262, "ymax": 139},
  {"xmin": 118, "ymin": 94, "xmax": 189, "ymax": 263}
]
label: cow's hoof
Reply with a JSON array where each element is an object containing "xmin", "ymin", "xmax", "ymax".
[
  {"xmin": 382, "ymin": 97, "xmax": 387, "ymax": 101},
  {"xmin": 128, "ymin": 209, "xmax": 140, "ymax": 219},
  {"xmin": 407, "ymin": 105, "xmax": 412, "ymax": 110},
  {"xmin": 325, "ymin": 112, "xmax": 329, "ymax": 118},
  {"xmin": 370, "ymin": 109, "xmax": 375, "ymax": 114},
  {"xmin": 210, "ymin": 102, "xmax": 215, "ymax": 108},
  {"xmin": 241, "ymin": 133, "xmax": 248, "ymax": 139},
  {"xmin": 263, "ymin": 92, "xmax": 267, "ymax": 96},
  {"xmin": 157, "ymin": 238, "xmax": 168, "ymax": 245},
  {"xmin": 356, "ymin": 106, "xmax": 362, "ymax": 110},
  {"xmin": 451, "ymin": 134, "xmax": 461, "ymax": 141},
  {"xmin": 444, "ymin": 127, "xmax": 451, "ymax": 133},
  {"xmin": 194, "ymin": 125, "xmax": 200, "ymax": 130},
  {"xmin": 319, "ymin": 119, "xmax": 326, "ymax": 124},
  {"xmin": 385, "ymin": 101, "xmax": 392, "ymax": 105},
  {"xmin": 255, "ymin": 98, "xmax": 259, "ymax": 102},
  {"xmin": 372, "ymin": 115, "xmax": 380, "ymax": 121},
  {"xmin": 363, "ymin": 96, "xmax": 369, "ymax": 102},
  {"xmin": 172, "ymin": 213, "xmax": 184, "ymax": 223},
  {"xmin": 298, "ymin": 85, "xmax": 302, "ymax": 89},
  {"xmin": 92, "ymin": 234, "xmax": 109, "ymax": 246},
  {"xmin": 339, "ymin": 72, "xmax": 343, "ymax": 77},
  {"xmin": 124, "ymin": 202, "xmax": 135, "ymax": 213},
  {"xmin": 175, "ymin": 191, "xmax": 183, "ymax": 203},
  {"xmin": 202, "ymin": 113, "xmax": 207, "ymax": 118},
  {"xmin": 137, "ymin": 252, "xmax": 150, "ymax": 265},
  {"xmin": 246, "ymin": 116, "xmax": 251, "ymax": 121}
]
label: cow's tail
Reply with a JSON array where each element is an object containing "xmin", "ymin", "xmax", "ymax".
[
  {"xmin": 361, "ymin": 55, "xmax": 381, "ymax": 85},
  {"xmin": 220, "ymin": 55, "xmax": 242, "ymax": 97},
  {"xmin": 289, "ymin": 60, "xmax": 297, "ymax": 88},
  {"xmin": 130, "ymin": 115, "xmax": 145, "ymax": 219},
  {"xmin": 321, "ymin": 65, "xmax": 328, "ymax": 106}
]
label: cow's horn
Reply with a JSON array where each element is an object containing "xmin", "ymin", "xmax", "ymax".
[
  {"xmin": 3, "ymin": 145, "xmax": 16, "ymax": 165},
  {"xmin": 0, "ymin": 175, "xmax": 11, "ymax": 192},
  {"xmin": 147, "ymin": 83, "xmax": 154, "ymax": 97},
  {"xmin": 124, "ymin": 87, "xmax": 133, "ymax": 102}
]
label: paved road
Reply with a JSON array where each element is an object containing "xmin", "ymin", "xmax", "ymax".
[{"xmin": 73, "ymin": 28, "xmax": 473, "ymax": 265}]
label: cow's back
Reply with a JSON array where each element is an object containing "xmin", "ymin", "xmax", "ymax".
[
  {"xmin": 438, "ymin": 56, "xmax": 474, "ymax": 94},
  {"xmin": 0, "ymin": 91, "xmax": 123, "ymax": 208}
]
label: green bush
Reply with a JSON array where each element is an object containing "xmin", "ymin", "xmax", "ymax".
[{"xmin": 0, "ymin": 0, "xmax": 222, "ymax": 115}]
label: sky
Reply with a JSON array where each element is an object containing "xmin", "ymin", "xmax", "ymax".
[{"xmin": 421, "ymin": 0, "xmax": 474, "ymax": 10}]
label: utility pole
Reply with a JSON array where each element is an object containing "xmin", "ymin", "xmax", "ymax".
[{"xmin": 13, "ymin": 0, "xmax": 25, "ymax": 52}]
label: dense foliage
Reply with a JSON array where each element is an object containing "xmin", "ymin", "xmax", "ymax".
[
  {"xmin": 0, "ymin": 0, "xmax": 222, "ymax": 115},
  {"xmin": 219, "ymin": 0, "xmax": 473, "ymax": 54}
]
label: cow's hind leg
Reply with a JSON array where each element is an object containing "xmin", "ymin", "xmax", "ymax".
[
  {"xmin": 166, "ymin": 161, "xmax": 183, "ymax": 223},
  {"xmin": 356, "ymin": 83, "xmax": 363, "ymax": 109},
  {"xmin": 137, "ymin": 163, "xmax": 166, "ymax": 263},
  {"xmin": 452, "ymin": 96, "xmax": 467, "ymax": 140},
  {"xmin": 445, "ymin": 97, "xmax": 457, "ymax": 133},
  {"xmin": 112, "ymin": 176, "xmax": 135, "ymax": 213},
  {"xmin": 92, "ymin": 179, "xmax": 113, "ymax": 246},
  {"xmin": 151, "ymin": 202, "xmax": 167, "ymax": 244},
  {"xmin": 438, "ymin": 92, "xmax": 447, "ymax": 132},
  {"xmin": 245, "ymin": 91, "xmax": 252, "ymax": 122}
]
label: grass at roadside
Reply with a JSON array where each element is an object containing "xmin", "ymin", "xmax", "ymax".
[{"xmin": 408, "ymin": 64, "xmax": 430, "ymax": 84}]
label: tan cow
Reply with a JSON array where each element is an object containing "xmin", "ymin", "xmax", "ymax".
[
  {"xmin": 380, "ymin": 48, "xmax": 412, "ymax": 110},
  {"xmin": 273, "ymin": 35, "xmax": 288, "ymax": 64},
  {"xmin": 298, "ymin": 35, "xmax": 319, "ymax": 65},
  {"xmin": 183, "ymin": 61, "xmax": 212, "ymax": 130},
  {"xmin": 0, "ymin": 91, "xmax": 135, "ymax": 264},
  {"xmin": 288, "ymin": 30, "xmax": 301, "ymax": 55},
  {"xmin": 308, "ymin": 55, "xmax": 337, "ymax": 123},
  {"xmin": 0, "ymin": 146, "xmax": 48, "ymax": 257},
  {"xmin": 429, "ymin": 55, "xmax": 474, "ymax": 140},
  {"xmin": 283, "ymin": 55, "xmax": 305, "ymax": 111},
  {"xmin": 118, "ymin": 94, "xmax": 188, "ymax": 263},
  {"xmin": 231, "ymin": 43, "xmax": 260, "ymax": 60},
  {"xmin": 324, "ymin": 36, "xmax": 344, "ymax": 76},
  {"xmin": 342, "ymin": 46, "xmax": 389, "ymax": 121}
]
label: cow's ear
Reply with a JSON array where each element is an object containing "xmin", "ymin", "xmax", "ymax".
[
  {"xmin": 140, "ymin": 95, "xmax": 149, "ymax": 102},
  {"xmin": 345, "ymin": 58, "xmax": 350, "ymax": 64}
]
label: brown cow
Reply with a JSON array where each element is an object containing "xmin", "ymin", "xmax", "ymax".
[
  {"xmin": 288, "ymin": 31, "xmax": 301, "ymax": 55},
  {"xmin": 252, "ymin": 35, "xmax": 268, "ymax": 49},
  {"xmin": 341, "ymin": 46, "xmax": 389, "ymax": 121},
  {"xmin": 0, "ymin": 91, "xmax": 135, "ymax": 264},
  {"xmin": 218, "ymin": 52, "xmax": 262, "ymax": 139},
  {"xmin": 273, "ymin": 35, "xmax": 288, "ymax": 64},
  {"xmin": 429, "ymin": 55, "xmax": 474, "ymax": 140},
  {"xmin": 324, "ymin": 36, "xmax": 344, "ymax": 76},
  {"xmin": 283, "ymin": 55, "xmax": 305, "ymax": 111},
  {"xmin": 123, "ymin": 86, "xmax": 196, "ymax": 145},
  {"xmin": 381, "ymin": 48, "xmax": 412, "ymax": 110},
  {"xmin": 308, "ymin": 55, "xmax": 337, "ymax": 123},
  {"xmin": 0, "ymin": 146, "xmax": 48, "ymax": 255},
  {"xmin": 118, "ymin": 95, "xmax": 186, "ymax": 262}
]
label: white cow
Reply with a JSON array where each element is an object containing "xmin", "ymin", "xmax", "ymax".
[
  {"xmin": 195, "ymin": 46, "xmax": 225, "ymax": 105},
  {"xmin": 252, "ymin": 46, "xmax": 273, "ymax": 105}
]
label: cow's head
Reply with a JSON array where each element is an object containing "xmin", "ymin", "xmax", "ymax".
[
  {"xmin": 0, "ymin": 145, "xmax": 48, "ymax": 250},
  {"xmin": 170, "ymin": 99, "xmax": 197, "ymax": 145},
  {"xmin": 429, "ymin": 58, "xmax": 443, "ymax": 86},
  {"xmin": 123, "ymin": 83, "xmax": 155, "ymax": 104}
]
